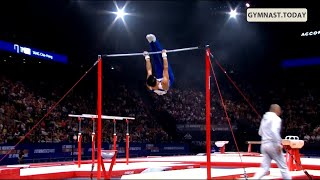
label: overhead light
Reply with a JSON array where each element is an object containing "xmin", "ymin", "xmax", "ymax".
[
  {"xmin": 111, "ymin": 1, "xmax": 130, "ymax": 22},
  {"xmin": 9, "ymin": 56, "xmax": 12, "ymax": 58},
  {"xmin": 4, "ymin": 60, "xmax": 6, "ymax": 62},
  {"xmin": 229, "ymin": 9, "xmax": 238, "ymax": 18},
  {"xmin": 116, "ymin": 8, "xmax": 126, "ymax": 20},
  {"xmin": 23, "ymin": 59, "xmax": 25, "ymax": 61},
  {"xmin": 245, "ymin": 3, "xmax": 250, "ymax": 7},
  {"xmin": 39, "ymin": 62, "xmax": 41, "ymax": 64}
]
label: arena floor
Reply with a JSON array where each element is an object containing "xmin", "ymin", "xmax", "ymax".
[{"xmin": 1, "ymin": 152, "xmax": 320, "ymax": 179}]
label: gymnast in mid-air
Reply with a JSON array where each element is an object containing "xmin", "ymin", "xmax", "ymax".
[{"xmin": 143, "ymin": 34, "xmax": 174, "ymax": 95}]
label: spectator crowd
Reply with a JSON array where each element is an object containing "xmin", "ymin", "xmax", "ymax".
[
  {"xmin": 0, "ymin": 75, "xmax": 170, "ymax": 145},
  {"xmin": 1, "ymin": 65, "xmax": 320, "ymax": 150},
  {"xmin": 150, "ymin": 71, "xmax": 320, "ymax": 144}
]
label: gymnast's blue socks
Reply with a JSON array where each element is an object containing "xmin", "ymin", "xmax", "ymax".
[{"xmin": 146, "ymin": 34, "xmax": 156, "ymax": 43}]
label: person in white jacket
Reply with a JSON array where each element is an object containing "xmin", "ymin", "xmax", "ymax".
[{"xmin": 253, "ymin": 104, "xmax": 292, "ymax": 179}]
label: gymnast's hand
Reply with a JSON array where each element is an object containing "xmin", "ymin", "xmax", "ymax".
[
  {"xmin": 143, "ymin": 51, "xmax": 150, "ymax": 61},
  {"xmin": 143, "ymin": 51, "xmax": 149, "ymax": 57},
  {"xmin": 162, "ymin": 49, "xmax": 167, "ymax": 58}
]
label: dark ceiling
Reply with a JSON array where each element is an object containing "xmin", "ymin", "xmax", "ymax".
[{"xmin": 0, "ymin": 0, "xmax": 319, "ymax": 81}]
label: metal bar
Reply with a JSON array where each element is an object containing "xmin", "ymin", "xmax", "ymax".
[
  {"xmin": 103, "ymin": 46, "xmax": 200, "ymax": 58},
  {"xmin": 69, "ymin": 114, "xmax": 84, "ymax": 118},
  {"xmin": 68, "ymin": 114, "xmax": 135, "ymax": 120}
]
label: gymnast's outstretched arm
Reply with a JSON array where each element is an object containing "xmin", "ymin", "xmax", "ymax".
[
  {"xmin": 161, "ymin": 50, "xmax": 169, "ymax": 90},
  {"xmin": 144, "ymin": 51, "xmax": 152, "ymax": 78}
]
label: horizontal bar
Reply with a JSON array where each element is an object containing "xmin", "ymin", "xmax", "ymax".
[
  {"xmin": 103, "ymin": 46, "xmax": 200, "ymax": 58},
  {"xmin": 69, "ymin": 114, "xmax": 135, "ymax": 120},
  {"xmin": 69, "ymin": 114, "xmax": 83, "ymax": 118}
]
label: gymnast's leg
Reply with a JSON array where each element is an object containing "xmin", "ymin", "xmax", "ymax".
[{"xmin": 146, "ymin": 34, "xmax": 174, "ymax": 86}]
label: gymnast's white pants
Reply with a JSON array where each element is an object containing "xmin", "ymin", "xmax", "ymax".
[{"xmin": 253, "ymin": 142, "xmax": 292, "ymax": 180}]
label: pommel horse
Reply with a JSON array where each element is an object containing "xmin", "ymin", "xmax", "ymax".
[
  {"xmin": 282, "ymin": 135, "xmax": 304, "ymax": 171},
  {"xmin": 215, "ymin": 141, "xmax": 229, "ymax": 154},
  {"xmin": 246, "ymin": 136, "xmax": 305, "ymax": 171}
]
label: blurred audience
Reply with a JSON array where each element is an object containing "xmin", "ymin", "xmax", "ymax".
[
  {"xmin": 1, "ymin": 66, "xmax": 320, "ymax": 147},
  {"xmin": 150, "ymin": 74, "xmax": 320, "ymax": 144},
  {"xmin": 0, "ymin": 76, "xmax": 170, "ymax": 144}
]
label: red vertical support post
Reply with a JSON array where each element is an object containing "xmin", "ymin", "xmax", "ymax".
[
  {"xmin": 113, "ymin": 120, "xmax": 117, "ymax": 150},
  {"xmin": 97, "ymin": 56, "xmax": 102, "ymax": 180},
  {"xmin": 294, "ymin": 150, "xmax": 302, "ymax": 171},
  {"xmin": 92, "ymin": 118, "xmax": 95, "ymax": 167},
  {"xmin": 205, "ymin": 46, "xmax": 211, "ymax": 179},
  {"xmin": 78, "ymin": 133, "xmax": 82, "ymax": 168},
  {"xmin": 248, "ymin": 144, "xmax": 252, "ymax": 153},
  {"xmin": 92, "ymin": 133, "xmax": 95, "ymax": 166},
  {"xmin": 77, "ymin": 117, "xmax": 82, "ymax": 168},
  {"xmin": 126, "ymin": 119, "xmax": 129, "ymax": 165},
  {"xmin": 113, "ymin": 120, "xmax": 117, "ymax": 166}
]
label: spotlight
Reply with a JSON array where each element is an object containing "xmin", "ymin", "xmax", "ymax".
[
  {"xmin": 111, "ymin": 66, "xmax": 114, "ymax": 70},
  {"xmin": 113, "ymin": 5, "xmax": 129, "ymax": 22},
  {"xmin": 107, "ymin": 1, "xmax": 132, "ymax": 32},
  {"xmin": 229, "ymin": 9, "xmax": 238, "ymax": 18},
  {"xmin": 246, "ymin": 3, "xmax": 250, "ymax": 7},
  {"xmin": 116, "ymin": 8, "xmax": 126, "ymax": 20}
]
